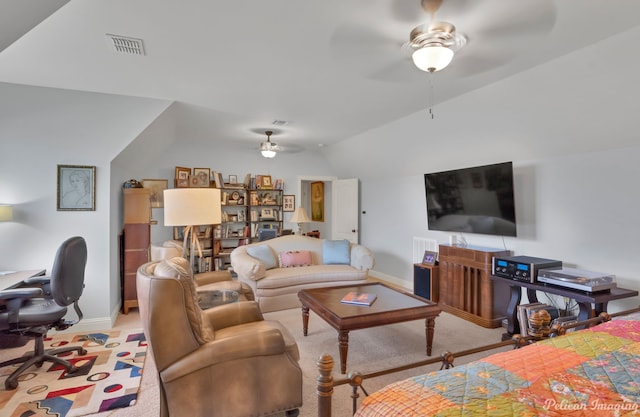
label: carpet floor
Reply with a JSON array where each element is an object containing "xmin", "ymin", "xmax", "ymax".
[{"xmin": 59, "ymin": 307, "xmax": 507, "ymax": 417}]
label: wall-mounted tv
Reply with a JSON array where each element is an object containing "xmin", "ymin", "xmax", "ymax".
[{"xmin": 424, "ymin": 161, "xmax": 517, "ymax": 237}]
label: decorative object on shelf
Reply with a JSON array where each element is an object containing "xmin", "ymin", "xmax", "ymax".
[
  {"xmin": 174, "ymin": 166, "xmax": 191, "ymax": 188},
  {"xmin": 0, "ymin": 205, "xmax": 13, "ymax": 222},
  {"xmin": 142, "ymin": 179, "xmax": 168, "ymax": 208},
  {"xmin": 122, "ymin": 178, "xmax": 143, "ymax": 189},
  {"xmin": 290, "ymin": 206, "xmax": 311, "ymax": 235},
  {"xmin": 57, "ymin": 164, "xmax": 96, "ymax": 211},
  {"xmin": 422, "ymin": 250, "xmax": 438, "ymax": 266},
  {"xmin": 164, "ymin": 188, "xmax": 222, "ymax": 270},
  {"xmin": 310, "ymin": 181, "xmax": 324, "ymax": 222},
  {"xmin": 259, "ymin": 130, "xmax": 278, "ymax": 158},
  {"xmin": 192, "ymin": 168, "xmax": 211, "ymax": 188},
  {"xmin": 283, "ymin": 195, "xmax": 295, "ymax": 212}
]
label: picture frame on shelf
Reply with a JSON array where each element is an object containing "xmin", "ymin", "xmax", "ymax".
[
  {"xmin": 283, "ymin": 195, "xmax": 295, "ymax": 212},
  {"xmin": 175, "ymin": 166, "xmax": 191, "ymax": 188},
  {"xmin": 192, "ymin": 168, "xmax": 211, "ymax": 187},
  {"xmin": 216, "ymin": 172, "xmax": 225, "ymax": 189},
  {"xmin": 422, "ymin": 250, "xmax": 438, "ymax": 266},
  {"xmin": 260, "ymin": 175, "xmax": 273, "ymax": 189},
  {"xmin": 260, "ymin": 208, "xmax": 275, "ymax": 220},
  {"xmin": 57, "ymin": 164, "xmax": 96, "ymax": 211},
  {"xmin": 228, "ymin": 174, "xmax": 238, "ymax": 184},
  {"xmin": 142, "ymin": 179, "xmax": 169, "ymax": 208}
]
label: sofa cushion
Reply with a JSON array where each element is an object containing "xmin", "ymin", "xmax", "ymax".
[
  {"xmin": 246, "ymin": 244, "xmax": 278, "ymax": 269},
  {"xmin": 279, "ymin": 250, "xmax": 313, "ymax": 268},
  {"xmin": 256, "ymin": 265, "xmax": 368, "ymax": 290},
  {"xmin": 322, "ymin": 239, "xmax": 351, "ymax": 265}
]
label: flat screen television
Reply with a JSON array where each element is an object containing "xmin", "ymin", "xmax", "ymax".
[{"xmin": 424, "ymin": 161, "xmax": 517, "ymax": 237}]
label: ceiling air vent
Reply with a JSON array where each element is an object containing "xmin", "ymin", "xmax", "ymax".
[
  {"xmin": 272, "ymin": 120, "xmax": 288, "ymax": 126},
  {"xmin": 106, "ymin": 34, "xmax": 145, "ymax": 55}
]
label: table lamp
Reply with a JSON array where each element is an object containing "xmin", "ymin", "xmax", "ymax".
[
  {"xmin": 290, "ymin": 206, "xmax": 311, "ymax": 235},
  {"xmin": 163, "ymin": 188, "xmax": 221, "ymax": 270}
]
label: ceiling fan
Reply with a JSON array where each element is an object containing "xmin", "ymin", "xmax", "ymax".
[{"xmin": 329, "ymin": 0, "xmax": 557, "ymax": 82}]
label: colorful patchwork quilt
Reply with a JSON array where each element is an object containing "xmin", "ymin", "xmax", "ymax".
[{"xmin": 355, "ymin": 312, "xmax": 640, "ymax": 416}]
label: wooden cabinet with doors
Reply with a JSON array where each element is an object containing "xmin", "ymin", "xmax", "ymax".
[
  {"xmin": 438, "ymin": 244, "xmax": 511, "ymax": 328},
  {"xmin": 121, "ymin": 188, "xmax": 151, "ymax": 314}
]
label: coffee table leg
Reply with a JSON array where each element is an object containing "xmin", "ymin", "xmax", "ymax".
[
  {"xmin": 302, "ymin": 305, "xmax": 309, "ymax": 336},
  {"xmin": 425, "ymin": 317, "xmax": 436, "ymax": 356},
  {"xmin": 338, "ymin": 330, "xmax": 349, "ymax": 374}
]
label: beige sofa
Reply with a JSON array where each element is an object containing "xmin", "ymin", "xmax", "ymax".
[{"xmin": 230, "ymin": 235, "xmax": 375, "ymax": 313}]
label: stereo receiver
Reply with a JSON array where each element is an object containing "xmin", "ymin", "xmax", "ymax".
[{"xmin": 492, "ymin": 255, "xmax": 562, "ymax": 283}]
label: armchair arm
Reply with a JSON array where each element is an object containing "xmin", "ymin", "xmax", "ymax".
[
  {"xmin": 162, "ymin": 328, "xmax": 286, "ymax": 383},
  {"xmin": 203, "ymin": 301, "xmax": 264, "ymax": 329},
  {"xmin": 0, "ymin": 288, "xmax": 44, "ymax": 312},
  {"xmin": 194, "ymin": 270, "xmax": 232, "ymax": 286},
  {"xmin": 19, "ymin": 276, "xmax": 52, "ymax": 297},
  {"xmin": 0, "ymin": 288, "xmax": 44, "ymax": 300}
]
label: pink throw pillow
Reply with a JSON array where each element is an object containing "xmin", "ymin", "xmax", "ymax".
[{"xmin": 279, "ymin": 251, "xmax": 313, "ymax": 268}]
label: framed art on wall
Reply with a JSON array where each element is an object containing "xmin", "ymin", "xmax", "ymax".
[
  {"xmin": 283, "ymin": 195, "xmax": 295, "ymax": 212},
  {"xmin": 142, "ymin": 179, "xmax": 169, "ymax": 208},
  {"xmin": 311, "ymin": 181, "xmax": 324, "ymax": 222},
  {"xmin": 57, "ymin": 164, "xmax": 96, "ymax": 211}
]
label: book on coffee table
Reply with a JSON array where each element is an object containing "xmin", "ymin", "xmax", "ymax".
[{"xmin": 341, "ymin": 291, "xmax": 377, "ymax": 306}]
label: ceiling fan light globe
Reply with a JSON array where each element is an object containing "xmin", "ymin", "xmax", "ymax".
[
  {"xmin": 412, "ymin": 46, "xmax": 454, "ymax": 72},
  {"xmin": 260, "ymin": 144, "xmax": 277, "ymax": 158}
]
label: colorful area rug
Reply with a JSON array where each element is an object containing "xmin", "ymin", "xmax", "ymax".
[{"xmin": 0, "ymin": 329, "xmax": 147, "ymax": 417}]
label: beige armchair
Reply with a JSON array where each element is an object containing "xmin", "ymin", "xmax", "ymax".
[
  {"xmin": 137, "ymin": 257, "xmax": 302, "ymax": 417},
  {"xmin": 150, "ymin": 240, "xmax": 255, "ymax": 301}
]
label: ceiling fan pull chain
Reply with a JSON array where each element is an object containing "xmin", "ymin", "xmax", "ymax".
[{"xmin": 428, "ymin": 71, "xmax": 435, "ymax": 119}]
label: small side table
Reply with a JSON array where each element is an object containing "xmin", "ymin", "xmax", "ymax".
[
  {"xmin": 197, "ymin": 290, "xmax": 239, "ymax": 309},
  {"xmin": 491, "ymin": 275, "xmax": 639, "ymax": 338}
]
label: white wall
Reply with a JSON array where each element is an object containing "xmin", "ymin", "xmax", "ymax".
[
  {"xmin": 326, "ymin": 27, "xmax": 640, "ymax": 312},
  {"xmin": 0, "ymin": 82, "xmax": 171, "ymax": 328}
]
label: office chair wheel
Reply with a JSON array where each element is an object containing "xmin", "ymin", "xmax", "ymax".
[{"xmin": 5, "ymin": 378, "xmax": 18, "ymax": 390}]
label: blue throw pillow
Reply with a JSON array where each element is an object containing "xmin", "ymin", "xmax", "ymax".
[
  {"xmin": 246, "ymin": 245, "xmax": 278, "ymax": 269},
  {"xmin": 322, "ymin": 239, "xmax": 351, "ymax": 265}
]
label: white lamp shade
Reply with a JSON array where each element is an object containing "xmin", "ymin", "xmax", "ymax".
[
  {"xmin": 290, "ymin": 207, "xmax": 311, "ymax": 223},
  {"xmin": 412, "ymin": 46, "xmax": 454, "ymax": 72},
  {"xmin": 0, "ymin": 205, "xmax": 13, "ymax": 221},
  {"xmin": 163, "ymin": 188, "xmax": 221, "ymax": 226}
]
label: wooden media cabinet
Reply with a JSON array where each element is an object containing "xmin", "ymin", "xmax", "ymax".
[{"xmin": 438, "ymin": 244, "xmax": 511, "ymax": 328}]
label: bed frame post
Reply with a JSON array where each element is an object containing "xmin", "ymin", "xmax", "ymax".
[{"xmin": 317, "ymin": 354, "xmax": 334, "ymax": 417}]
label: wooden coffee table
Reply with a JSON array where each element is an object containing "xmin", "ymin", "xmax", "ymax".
[{"xmin": 298, "ymin": 282, "xmax": 441, "ymax": 374}]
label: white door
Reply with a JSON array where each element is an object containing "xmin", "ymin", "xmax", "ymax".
[{"xmin": 332, "ymin": 178, "xmax": 359, "ymax": 243}]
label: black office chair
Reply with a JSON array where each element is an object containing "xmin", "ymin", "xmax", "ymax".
[{"xmin": 0, "ymin": 236, "xmax": 87, "ymax": 390}]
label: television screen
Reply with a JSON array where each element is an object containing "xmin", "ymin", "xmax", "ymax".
[{"xmin": 425, "ymin": 161, "xmax": 517, "ymax": 237}]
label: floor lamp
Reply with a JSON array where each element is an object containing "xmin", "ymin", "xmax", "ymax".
[
  {"xmin": 290, "ymin": 206, "xmax": 311, "ymax": 235},
  {"xmin": 163, "ymin": 188, "xmax": 221, "ymax": 271}
]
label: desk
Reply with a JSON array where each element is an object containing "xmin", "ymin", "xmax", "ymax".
[
  {"xmin": 492, "ymin": 275, "xmax": 639, "ymax": 337},
  {"xmin": 0, "ymin": 269, "xmax": 46, "ymax": 289}
]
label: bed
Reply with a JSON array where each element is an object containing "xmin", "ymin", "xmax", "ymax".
[{"xmin": 316, "ymin": 307, "xmax": 640, "ymax": 417}]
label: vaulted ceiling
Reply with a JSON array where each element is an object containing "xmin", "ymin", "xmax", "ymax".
[{"xmin": 2, "ymin": 0, "xmax": 640, "ymax": 153}]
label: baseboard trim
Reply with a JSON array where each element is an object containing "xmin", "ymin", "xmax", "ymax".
[
  {"xmin": 50, "ymin": 303, "xmax": 122, "ymax": 334},
  {"xmin": 368, "ymin": 270, "xmax": 412, "ymax": 292}
]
